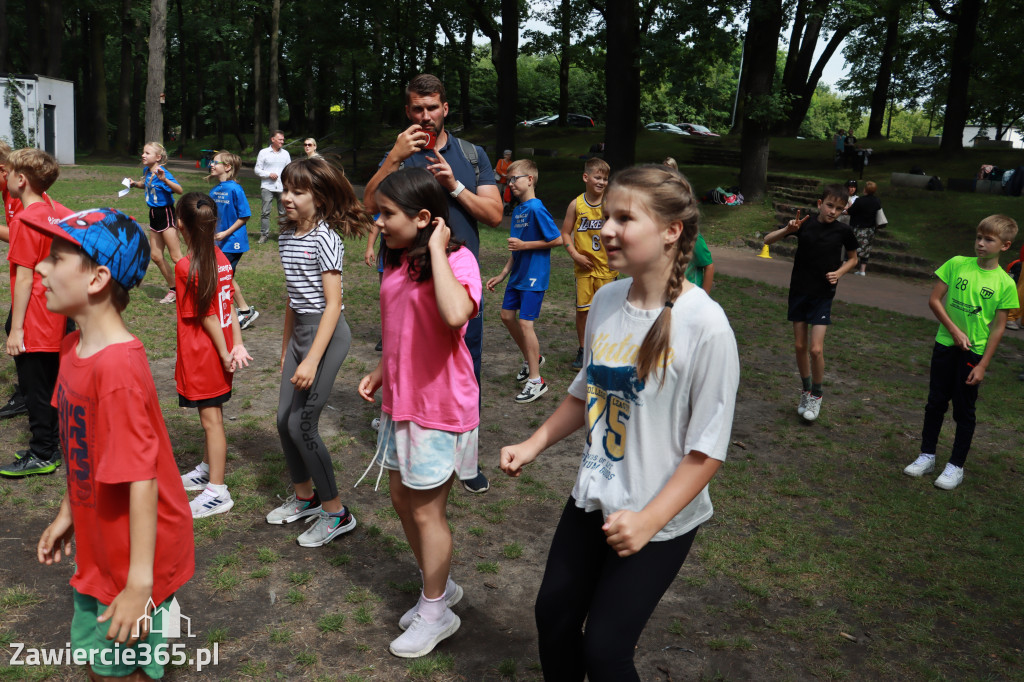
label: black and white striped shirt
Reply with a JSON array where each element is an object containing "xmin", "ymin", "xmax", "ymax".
[{"xmin": 279, "ymin": 222, "xmax": 345, "ymax": 313}]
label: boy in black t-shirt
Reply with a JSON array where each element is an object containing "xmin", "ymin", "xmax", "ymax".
[{"xmin": 763, "ymin": 184, "xmax": 858, "ymax": 422}]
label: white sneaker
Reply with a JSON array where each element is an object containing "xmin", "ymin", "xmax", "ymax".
[
  {"xmin": 934, "ymin": 463, "xmax": 964, "ymax": 490},
  {"xmin": 903, "ymin": 453, "xmax": 935, "ymax": 477},
  {"xmin": 296, "ymin": 509, "xmax": 357, "ymax": 547},
  {"xmin": 515, "ymin": 379, "xmax": 549, "ymax": 404},
  {"xmin": 238, "ymin": 307, "xmax": 260, "ymax": 330},
  {"xmin": 190, "ymin": 486, "xmax": 234, "ymax": 518},
  {"xmin": 399, "ymin": 579, "xmax": 464, "ymax": 631},
  {"xmin": 181, "ymin": 465, "xmax": 209, "ymax": 492},
  {"xmin": 371, "ymin": 417, "xmax": 381, "ymax": 431},
  {"xmin": 389, "ymin": 608, "xmax": 461, "ymax": 658},
  {"xmin": 802, "ymin": 394, "xmax": 822, "ymax": 421},
  {"xmin": 1006, "ymin": 319, "xmax": 1021, "ymax": 330},
  {"xmin": 796, "ymin": 391, "xmax": 811, "ymax": 416},
  {"xmin": 265, "ymin": 493, "xmax": 322, "ymax": 525}
]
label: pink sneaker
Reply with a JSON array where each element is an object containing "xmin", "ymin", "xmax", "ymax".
[{"xmin": 159, "ymin": 289, "xmax": 177, "ymax": 304}]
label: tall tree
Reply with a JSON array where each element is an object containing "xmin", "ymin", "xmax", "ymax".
[
  {"xmin": 252, "ymin": 10, "xmax": 263, "ymax": 150},
  {"xmin": 268, "ymin": 0, "xmax": 281, "ymax": 134},
  {"xmin": 45, "ymin": 0, "xmax": 63, "ymax": 76},
  {"xmin": 114, "ymin": 0, "xmax": 135, "ymax": 155},
  {"xmin": 601, "ymin": 0, "xmax": 641, "ymax": 170},
  {"xmin": 773, "ymin": 0, "xmax": 872, "ymax": 136},
  {"xmin": 144, "ymin": 0, "xmax": 168, "ymax": 143},
  {"xmin": 468, "ymin": 0, "xmax": 519, "ymax": 155},
  {"xmin": 739, "ymin": 0, "xmax": 784, "ymax": 202},
  {"xmin": 865, "ymin": 3, "xmax": 900, "ymax": 139},
  {"xmin": 90, "ymin": 8, "xmax": 109, "ymax": 152},
  {"xmin": 927, "ymin": 0, "xmax": 984, "ymax": 152},
  {"xmin": 0, "ymin": 0, "xmax": 8, "ymax": 73}
]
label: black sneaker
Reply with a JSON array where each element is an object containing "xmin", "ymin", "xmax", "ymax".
[
  {"xmin": 462, "ymin": 468, "xmax": 490, "ymax": 494},
  {"xmin": 0, "ymin": 389, "xmax": 27, "ymax": 418},
  {"xmin": 0, "ymin": 453, "xmax": 60, "ymax": 478},
  {"xmin": 375, "ymin": 338, "xmax": 383, "ymax": 352},
  {"xmin": 572, "ymin": 347, "xmax": 584, "ymax": 370}
]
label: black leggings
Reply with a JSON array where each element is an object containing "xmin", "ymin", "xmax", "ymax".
[{"xmin": 534, "ymin": 498, "xmax": 698, "ymax": 682}]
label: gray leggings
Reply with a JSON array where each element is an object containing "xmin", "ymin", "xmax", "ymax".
[{"xmin": 277, "ymin": 311, "xmax": 350, "ymax": 501}]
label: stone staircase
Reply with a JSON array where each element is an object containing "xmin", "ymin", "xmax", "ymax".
[{"xmin": 746, "ymin": 175, "xmax": 934, "ymax": 279}]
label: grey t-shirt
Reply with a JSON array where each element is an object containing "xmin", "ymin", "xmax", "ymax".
[{"xmin": 567, "ymin": 280, "xmax": 739, "ymax": 541}]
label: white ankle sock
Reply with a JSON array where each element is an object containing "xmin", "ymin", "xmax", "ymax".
[{"xmin": 418, "ymin": 592, "xmax": 446, "ymax": 623}]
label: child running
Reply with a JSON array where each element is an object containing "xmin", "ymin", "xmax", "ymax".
[
  {"xmin": 130, "ymin": 142, "xmax": 182, "ymax": 304},
  {"xmin": 265, "ymin": 157, "xmax": 369, "ymax": 547},
  {"xmin": 356, "ymin": 168, "xmax": 480, "ymax": 658},
  {"xmin": 175, "ymin": 193, "xmax": 252, "ymax": 518},
  {"xmin": 762, "ymin": 185, "xmax": 857, "ymax": 422},
  {"xmin": 486, "ymin": 159, "xmax": 563, "ymax": 403},
  {"xmin": 500, "ymin": 165, "xmax": 739, "ymax": 681},
  {"xmin": 209, "ymin": 151, "xmax": 259, "ymax": 329}
]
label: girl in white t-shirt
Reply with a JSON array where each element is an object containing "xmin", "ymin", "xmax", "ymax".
[
  {"xmin": 501, "ymin": 165, "xmax": 740, "ymax": 681},
  {"xmin": 264, "ymin": 158, "xmax": 370, "ymax": 548},
  {"xmin": 357, "ymin": 168, "xmax": 481, "ymax": 659}
]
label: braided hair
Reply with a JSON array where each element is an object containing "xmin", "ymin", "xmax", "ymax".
[{"xmin": 609, "ymin": 165, "xmax": 700, "ymax": 385}]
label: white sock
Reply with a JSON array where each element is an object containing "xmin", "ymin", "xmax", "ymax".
[
  {"xmin": 528, "ymin": 377, "xmax": 542, "ymax": 384},
  {"xmin": 418, "ymin": 591, "xmax": 446, "ymax": 624},
  {"xmin": 198, "ymin": 461, "xmax": 210, "ymax": 474},
  {"xmin": 207, "ymin": 482, "xmax": 228, "ymax": 496}
]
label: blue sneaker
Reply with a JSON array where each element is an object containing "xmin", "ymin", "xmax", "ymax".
[{"xmin": 462, "ymin": 468, "xmax": 489, "ymax": 494}]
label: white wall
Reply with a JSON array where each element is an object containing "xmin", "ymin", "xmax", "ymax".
[
  {"xmin": 961, "ymin": 125, "xmax": 1024, "ymax": 149},
  {"xmin": 0, "ymin": 75, "xmax": 76, "ymax": 164}
]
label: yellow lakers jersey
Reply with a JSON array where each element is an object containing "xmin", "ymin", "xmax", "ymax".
[{"xmin": 572, "ymin": 193, "xmax": 615, "ymax": 278}]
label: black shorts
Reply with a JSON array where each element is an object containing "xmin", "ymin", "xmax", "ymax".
[
  {"xmin": 224, "ymin": 251, "xmax": 243, "ymax": 272},
  {"xmin": 787, "ymin": 293, "xmax": 833, "ymax": 325},
  {"xmin": 178, "ymin": 390, "xmax": 231, "ymax": 409},
  {"xmin": 148, "ymin": 205, "xmax": 176, "ymax": 232}
]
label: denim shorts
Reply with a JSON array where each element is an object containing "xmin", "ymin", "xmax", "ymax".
[{"xmin": 373, "ymin": 413, "xmax": 479, "ymax": 490}]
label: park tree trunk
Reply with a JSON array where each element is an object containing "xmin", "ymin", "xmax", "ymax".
[
  {"xmin": 603, "ymin": 0, "xmax": 641, "ymax": 171},
  {"xmin": 252, "ymin": 11, "xmax": 263, "ymax": 151},
  {"xmin": 144, "ymin": 0, "xmax": 168, "ymax": 144},
  {"xmin": 929, "ymin": 0, "xmax": 984, "ymax": 153},
  {"xmin": 27, "ymin": 3, "xmax": 42, "ymax": 74},
  {"xmin": 90, "ymin": 10, "xmax": 109, "ymax": 152},
  {"xmin": 867, "ymin": 5, "xmax": 900, "ymax": 140},
  {"xmin": 739, "ymin": 0, "xmax": 784, "ymax": 202},
  {"xmin": 268, "ymin": 0, "xmax": 281, "ymax": 134},
  {"xmin": 175, "ymin": 0, "xmax": 189, "ymax": 150},
  {"xmin": 130, "ymin": 10, "xmax": 146, "ymax": 151},
  {"xmin": 496, "ymin": 0, "xmax": 518, "ymax": 154},
  {"xmin": 45, "ymin": 0, "xmax": 63, "ymax": 77},
  {"xmin": 557, "ymin": 0, "xmax": 570, "ymax": 126},
  {"xmin": 0, "ymin": 0, "xmax": 8, "ymax": 73},
  {"xmin": 114, "ymin": 0, "xmax": 133, "ymax": 155}
]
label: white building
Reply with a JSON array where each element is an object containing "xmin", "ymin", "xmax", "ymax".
[
  {"xmin": 961, "ymin": 125, "xmax": 1024, "ymax": 149},
  {"xmin": 0, "ymin": 74, "xmax": 76, "ymax": 164}
]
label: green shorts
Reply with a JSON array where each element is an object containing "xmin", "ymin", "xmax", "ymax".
[{"xmin": 70, "ymin": 588, "xmax": 173, "ymax": 679}]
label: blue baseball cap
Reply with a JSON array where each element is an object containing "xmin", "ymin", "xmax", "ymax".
[{"xmin": 22, "ymin": 208, "xmax": 151, "ymax": 289}]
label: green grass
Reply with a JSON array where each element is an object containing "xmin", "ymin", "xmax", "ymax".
[{"xmin": 317, "ymin": 613, "xmax": 347, "ymax": 633}]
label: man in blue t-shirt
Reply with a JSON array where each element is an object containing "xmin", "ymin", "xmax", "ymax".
[
  {"xmin": 485, "ymin": 159, "xmax": 562, "ymax": 405},
  {"xmin": 364, "ymin": 74, "xmax": 503, "ymax": 492}
]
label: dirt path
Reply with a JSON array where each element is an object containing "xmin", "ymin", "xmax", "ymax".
[{"xmin": 711, "ymin": 245, "xmax": 935, "ymax": 319}]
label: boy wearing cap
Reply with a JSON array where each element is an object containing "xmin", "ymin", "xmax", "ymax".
[
  {"xmin": 32, "ymin": 208, "xmax": 195, "ymax": 680},
  {"xmin": 1, "ymin": 149, "xmax": 72, "ymax": 477}
]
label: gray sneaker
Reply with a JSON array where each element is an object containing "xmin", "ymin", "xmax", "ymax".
[
  {"xmin": 266, "ymin": 493, "xmax": 322, "ymax": 525},
  {"xmin": 399, "ymin": 579, "xmax": 464, "ymax": 630},
  {"xmin": 389, "ymin": 608, "xmax": 460, "ymax": 658},
  {"xmin": 796, "ymin": 391, "xmax": 811, "ymax": 416},
  {"xmin": 296, "ymin": 508, "xmax": 357, "ymax": 547},
  {"xmin": 238, "ymin": 307, "xmax": 260, "ymax": 330}
]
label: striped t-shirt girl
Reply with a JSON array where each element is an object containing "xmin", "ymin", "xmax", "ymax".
[{"xmin": 278, "ymin": 222, "xmax": 345, "ymax": 312}]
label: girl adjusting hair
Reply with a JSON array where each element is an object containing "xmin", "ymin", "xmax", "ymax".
[
  {"xmin": 500, "ymin": 165, "xmax": 740, "ymax": 680},
  {"xmin": 356, "ymin": 168, "xmax": 480, "ymax": 658},
  {"xmin": 265, "ymin": 157, "xmax": 371, "ymax": 547},
  {"xmin": 175, "ymin": 193, "xmax": 252, "ymax": 518},
  {"xmin": 132, "ymin": 141, "xmax": 183, "ymax": 304}
]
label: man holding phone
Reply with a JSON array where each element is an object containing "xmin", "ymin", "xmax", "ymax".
[{"xmin": 365, "ymin": 73, "xmax": 503, "ymax": 494}]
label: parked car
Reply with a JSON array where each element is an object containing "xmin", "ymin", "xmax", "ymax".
[
  {"xmin": 521, "ymin": 113, "xmax": 595, "ymax": 127},
  {"xmin": 645, "ymin": 122, "xmax": 689, "ymax": 135},
  {"xmin": 675, "ymin": 122, "xmax": 720, "ymax": 137}
]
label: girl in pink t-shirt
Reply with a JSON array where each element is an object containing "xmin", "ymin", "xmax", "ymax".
[
  {"xmin": 174, "ymin": 193, "xmax": 251, "ymax": 519},
  {"xmin": 357, "ymin": 168, "xmax": 481, "ymax": 659}
]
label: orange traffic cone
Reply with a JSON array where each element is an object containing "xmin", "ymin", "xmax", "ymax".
[{"xmin": 757, "ymin": 244, "xmax": 772, "ymax": 259}]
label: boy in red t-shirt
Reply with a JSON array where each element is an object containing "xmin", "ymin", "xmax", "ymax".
[
  {"xmin": 31, "ymin": 207, "xmax": 195, "ymax": 680},
  {"xmin": 1, "ymin": 149, "xmax": 72, "ymax": 477}
]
